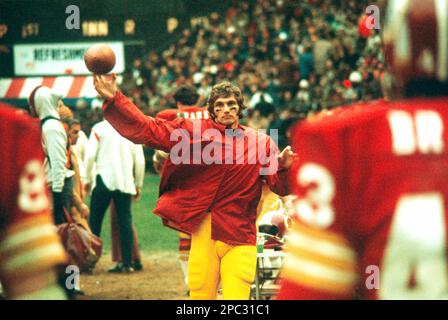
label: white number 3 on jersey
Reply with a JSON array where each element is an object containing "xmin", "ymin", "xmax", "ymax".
[{"xmin": 293, "ymin": 163, "xmax": 336, "ymax": 229}]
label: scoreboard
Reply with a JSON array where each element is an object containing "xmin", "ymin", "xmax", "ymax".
[
  {"xmin": 0, "ymin": 0, "xmax": 230, "ymax": 43},
  {"xmin": 0, "ymin": 10, "xmax": 188, "ymax": 44}
]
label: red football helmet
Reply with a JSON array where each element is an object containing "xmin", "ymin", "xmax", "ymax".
[{"xmin": 384, "ymin": 0, "xmax": 448, "ymax": 92}]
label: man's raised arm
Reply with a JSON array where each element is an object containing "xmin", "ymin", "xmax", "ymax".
[{"xmin": 94, "ymin": 74, "xmax": 183, "ymax": 152}]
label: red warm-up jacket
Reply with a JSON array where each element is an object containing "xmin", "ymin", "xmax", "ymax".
[{"xmin": 103, "ymin": 91, "xmax": 289, "ymax": 245}]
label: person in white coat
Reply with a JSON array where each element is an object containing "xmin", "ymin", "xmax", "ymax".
[
  {"xmin": 84, "ymin": 119, "xmax": 145, "ymax": 273},
  {"xmin": 28, "ymin": 86, "xmax": 74, "ymax": 225}
]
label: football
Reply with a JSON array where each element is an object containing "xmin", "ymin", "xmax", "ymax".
[{"xmin": 84, "ymin": 44, "xmax": 116, "ymax": 74}]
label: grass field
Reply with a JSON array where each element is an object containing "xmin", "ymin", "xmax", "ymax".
[{"xmin": 92, "ymin": 173, "xmax": 179, "ymax": 254}]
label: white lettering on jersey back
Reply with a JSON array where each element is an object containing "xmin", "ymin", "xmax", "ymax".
[
  {"xmin": 415, "ymin": 111, "xmax": 444, "ymax": 154},
  {"xmin": 380, "ymin": 193, "xmax": 448, "ymax": 299},
  {"xmin": 388, "ymin": 110, "xmax": 444, "ymax": 155}
]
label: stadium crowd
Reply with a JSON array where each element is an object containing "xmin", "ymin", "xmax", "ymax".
[{"xmin": 74, "ymin": 0, "xmax": 383, "ymax": 147}]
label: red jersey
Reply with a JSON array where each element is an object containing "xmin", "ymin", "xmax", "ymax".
[
  {"xmin": 156, "ymin": 107, "xmax": 209, "ymax": 121},
  {"xmin": 156, "ymin": 106, "xmax": 210, "ymax": 195},
  {"xmin": 103, "ymin": 91, "xmax": 289, "ymax": 246},
  {"xmin": 0, "ymin": 104, "xmax": 67, "ymax": 294},
  {"xmin": 279, "ymin": 97, "xmax": 448, "ymax": 299}
]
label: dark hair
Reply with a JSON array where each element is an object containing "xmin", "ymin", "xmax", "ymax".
[
  {"xmin": 404, "ymin": 79, "xmax": 448, "ymax": 98},
  {"xmin": 61, "ymin": 117, "xmax": 80, "ymax": 128},
  {"xmin": 173, "ymin": 85, "xmax": 199, "ymax": 106},
  {"xmin": 207, "ymin": 81, "xmax": 246, "ymax": 120}
]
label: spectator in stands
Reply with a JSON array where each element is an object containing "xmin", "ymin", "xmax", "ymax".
[
  {"xmin": 313, "ymin": 30, "xmax": 333, "ymax": 79},
  {"xmin": 247, "ymin": 109, "xmax": 271, "ymax": 130},
  {"xmin": 72, "ymin": 0, "xmax": 384, "ymax": 147},
  {"xmin": 298, "ymin": 44, "xmax": 314, "ymax": 80}
]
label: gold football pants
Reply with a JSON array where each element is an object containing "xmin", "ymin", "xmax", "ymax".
[{"xmin": 188, "ymin": 214, "xmax": 257, "ymax": 300}]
